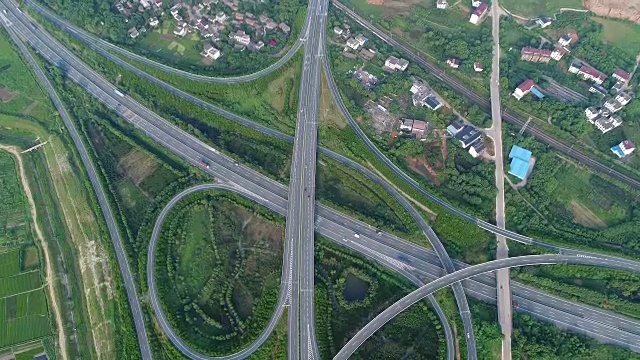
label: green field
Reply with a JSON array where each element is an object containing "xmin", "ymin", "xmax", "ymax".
[
  {"xmin": 137, "ymin": 20, "xmax": 204, "ymax": 65},
  {"xmin": 0, "ymin": 249, "xmax": 50, "ymax": 348},
  {"xmin": 501, "ymin": 0, "xmax": 584, "ymax": 18},
  {"xmin": 592, "ymin": 17, "xmax": 640, "ymax": 57},
  {"xmin": 155, "ymin": 191, "xmax": 284, "ymax": 356},
  {"xmin": 0, "ymin": 151, "xmax": 32, "ymax": 248}
]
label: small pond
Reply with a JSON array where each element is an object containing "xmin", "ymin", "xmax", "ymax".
[{"xmin": 342, "ymin": 272, "xmax": 369, "ymax": 302}]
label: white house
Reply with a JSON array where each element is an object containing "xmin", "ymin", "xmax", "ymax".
[
  {"xmin": 584, "ymin": 107, "xmax": 601, "ymax": 121},
  {"xmin": 616, "ymin": 92, "xmax": 632, "ymax": 106},
  {"xmin": 471, "ymin": 0, "xmax": 481, "ymax": 7},
  {"xmin": 550, "ymin": 47, "xmax": 566, "ymax": 61},
  {"xmin": 604, "ymin": 98, "xmax": 623, "ymax": 113},
  {"xmin": 173, "ymin": 22, "xmax": 188, "ymax": 36},
  {"xmin": 149, "ymin": 17, "xmax": 159, "ymax": 27},
  {"xmin": 470, "ymin": 2, "xmax": 488, "ymax": 25},
  {"xmin": 611, "ymin": 140, "xmax": 635, "ymax": 158},
  {"xmin": 334, "ymin": 27, "xmax": 343, "ymax": 35},
  {"xmin": 437, "ymin": 0, "xmax": 448, "ymax": 9},
  {"xmin": 345, "ymin": 37, "xmax": 360, "ymax": 50},
  {"xmin": 512, "ymin": 79, "xmax": 534, "ymax": 100},
  {"xmin": 202, "ymin": 43, "xmax": 221, "ymax": 59},
  {"xmin": 446, "ymin": 58, "xmax": 460, "ymax": 69},
  {"xmin": 233, "ymin": 30, "xmax": 251, "ymax": 46},
  {"xmin": 594, "ymin": 115, "xmax": 622, "ymax": 133},
  {"xmin": 473, "ymin": 62, "xmax": 483, "ymax": 72},
  {"xmin": 536, "ymin": 17, "xmax": 552, "ymax": 28},
  {"xmin": 355, "ymin": 34, "xmax": 368, "ymax": 47},
  {"xmin": 385, "ymin": 56, "xmax": 409, "ymax": 71}
]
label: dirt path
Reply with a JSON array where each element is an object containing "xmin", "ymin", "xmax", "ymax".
[{"xmin": 0, "ymin": 144, "xmax": 68, "ymax": 360}]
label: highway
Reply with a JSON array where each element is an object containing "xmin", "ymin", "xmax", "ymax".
[
  {"xmin": 285, "ymin": 0, "xmax": 325, "ymax": 356},
  {"xmin": 7, "ymin": 1, "xmax": 640, "ymax": 357},
  {"xmin": 147, "ymin": 183, "xmax": 456, "ymax": 360},
  {"xmin": 0, "ymin": 11, "xmax": 153, "ymax": 360},
  {"xmin": 486, "ymin": 2, "xmax": 512, "ymax": 359},
  {"xmin": 24, "ymin": 0, "xmax": 311, "ymax": 84},
  {"xmin": 333, "ymin": 254, "xmax": 640, "ymax": 360},
  {"xmin": 25, "ymin": 0, "xmax": 628, "ymax": 259},
  {"xmin": 331, "ymin": 0, "xmax": 640, "ymax": 191}
]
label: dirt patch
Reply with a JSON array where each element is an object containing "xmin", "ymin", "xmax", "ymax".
[
  {"xmin": 0, "ymin": 144, "xmax": 68, "ymax": 360},
  {"xmin": 267, "ymin": 67, "xmax": 296, "ymax": 112},
  {"xmin": 244, "ymin": 215, "xmax": 284, "ymax": 251},
  {"xmin": 569, "ymin": 200, "xmax": 607, "ymax": 228},
  {"xmin": 21, "ymin": 100, "xmax": 40, "ymax": 115},
  {"xmin": 406, "ymin": 157, "xmax": 440, "ymax": 185},
  {"xmin": 355, "ymin": 115, "xmax": 363, "ymax": 123},
  {"xmin": 117, "ymin": 149, "xmax": 158, "ymax": 185},
  {"xmin": 583, "ymin": 0, "xmax": 640, "ymax": 23},
  {"xmin": 0, "ymin": 87, "xmax": 18, "ymax": 102}
]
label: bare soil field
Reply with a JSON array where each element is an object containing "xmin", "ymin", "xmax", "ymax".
[
  {"xmin": 570, "ymin": 199, "xmax": 607, "ymax": 228},
  {"xmin": 118, "ymin": 149, "xmax": 158, "ymax": 185},
  {"xmin": 583, "ymin": 0, "xmax": 640, "ymax": 23},
  {"xmin": 0, "ymin": 87, "xmax": 17, "ymax": 102}
]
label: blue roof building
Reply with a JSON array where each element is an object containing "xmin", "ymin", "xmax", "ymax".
[
  {"xmin": 530, "ymin": 86, "xmax": 545, "ymax": 99},
  {"xmin": 508, "ymin": 145, "xmax": 532, "ymax": 180}
]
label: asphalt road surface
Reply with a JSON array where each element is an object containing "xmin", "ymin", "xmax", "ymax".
[
  {"xmin": 7, "ymin": 2, "xmax": 640, "ymax": 356},
  {"xmin": 24, "ymin": 0, "xmax": 311, "ymax": 84},
  {"xmin": 285, "ymin": 0, "xmax": 325, "ymax": 357},
  {"xmin": 331, "ymin": 0, "xmax": 640, "ymax": 191},
  {"xmin": 333, "ymin": 254, "xmax": 640, "ymax": 360},
  {"xmin": 147, "ymin": 183, "xmax": 456, "ymax": 360},
  {"xmin": 0, "ymin": 10, "xmax": 153, "ymax": 360}
]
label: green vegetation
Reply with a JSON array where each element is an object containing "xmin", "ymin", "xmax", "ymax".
[
  {"xmin": 2, "ymin": 28, "xmax": 148, "ymax": 358},
  {"xmin": 155, "ymin": 190, "xmax": 284, "ymax": 356},
  {"xmin": 592, "ymin": 17, "xmax": 640, "ymax": 56},
  {"xmin": 315, "ymin": 237, "xmax": 444, "ymax": 359},
  {"xmin": 470, "ymin": 299, "xmax": 640, "ymax": 360},
  {"xmin": 501, "ymin": 0, "xmax": 584, "ymax": 18},
  {"xmin": 0, "ymin": 249, "xmax": 51, "ymax": 348},
  {"xmin": 14, "ymin": 346, "xmax": 48, "ymax": 360},
  {"xmin": 503, "ymin": 125, "xmax": 640, "ymax": 259},
  {"xmin": 0, "ymin": 151, "xmax": 32, "ymax": 248}
]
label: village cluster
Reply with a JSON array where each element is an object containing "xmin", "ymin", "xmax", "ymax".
[{"xmin": 118, "ymin": 0, "xmax": 292, "ymax": 60}]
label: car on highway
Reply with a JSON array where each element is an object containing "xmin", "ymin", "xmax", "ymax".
[
  {"xmin": 376, "ymin": 229, "xmax": 382, "ymax": 235},
  {"xmin": 353, "ymin": 233, "xmax": 360, "ymax": 238},
  {"xmin": 200, "ymin": 159, "xmax": 210, "ymax": 169}
]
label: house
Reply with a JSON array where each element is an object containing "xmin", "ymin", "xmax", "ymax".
[
  {"xmin": 589, "ymin": 85, "xmax": 608, "ymax": 97},
  {"xmin": 550, "ymin": 47, "xmax": 566, "ymax": 61},
  {"xmin": 447, "ymin": 58, "xmax": 460, "ymax": 69},
  {"xmin": 384, "ymin": 56, "xmax": 409, "ymax": 71},
  {"xmin": 530, "ymin": 86, "xmax": 545, "ymax": 99},
  {"xmin": 355, "ymin": 34, "xmax": 368, "ymax": 46},
  {"xmin": 520, "ymin": 47, "xmax": 551, "ymax": 63},
  {"xmin": 173, "ymin": 22, "xmax": 188, "ymax": 36},
  {"xmin": 512, "ymin": 79, "xmax": 535, "ymax": 100},
  {"xmin": 353, "ymin": 69, "xmax": 378, "ymax": 90},
  {"xmin": 214, "ymin": 12, "xmax": 228, "ymax": 23},
  {"xmin": 508, "ymin": 145, "xmax": 532, "ymax": 180},
  {"xmin": 454, "ymin": 125, "xmax": 482, "ymax": 148},
  {"xmin": 474, "ymin": 62, "xmax": 483, "ymax": 72},
  {"xmin": 265, "ymin": 20, "xmax": 279, "ymax": 30},
  {"xmin": 411, "ymin": 120, "xmax": 428, "ymax": 139},
  {"xmin": 611, "ymin": 140, "xmax": 635, "ymax": 158},
  {"xmin": 616, "ymin": 92, "xmax": 632, "ymax": 106},
  {"xmin": 334, "ymin": 27, "xmax": 343, "ymax": 35},
  {"xmin": 128, "ymin": 27, "xmax": 139, "ymax": 38},
  {"xmin": 346, "ymin": 37, "xmax": 360, "ymax": 50},
  {"xmin": 232, "ymin": 30, "xmax": 251, "ymax": 45},
  {"xmin": 279, "ymin": 22, "xmax": 291, "ymax": 33},
  {"xmin": 446, "ymin": 120, "xmax": 465, "ymax": 136},
  {"xmin": 569, "ymin": 60, "xmax": 607, "ymax": 84},
  {"xmin": 585, "ymin": 107, "xmax": 601, "ymax": 121},
  {"xmin": 202, "ymin": 43, "xmax": 221, "ymax": 59},
  {"xmin": 424, "ymin": 95, "xmax": 443, "ymax": 110},
  {"xmin": 454, "ymin": 125, "xmax": 485, "ymax": 157},
  {"xmin": 594, "ymin": 115, "xmax": 623, "ymax": 133},
  {"xmin": 612, "ymin": 81, "xmax": 625, "ymax": 93},
  {"xmin": 436, "ymin": 0, "xmax": 448, "ymax": 9},
  {"xmin": 360, "ymin": 48, "xmax": 376, "ymax": 61},
  {"xmin": 613, "ymin": 68, "xmax": 631, "ymax": 83},
  {"xmin": 558, "ymin": 33, "xmax": 572, "ymax": 46},
  {"xmin": 399, "ymin": 118, "xmax": 414, "ymax": 132},
  {"xmin": 604, "ymin": 98, "xmax": 623, "ymax": 113},
  {"xmin": 246, "ymin": 18, "xmax": 256, "ymax": 26},
  {"xmin": 471, "ymin": 0, "xmax": 481, "ymax": 6},
  {"xmin": 259, "ymin": 14, "xmax": 269, "ymax": 23},
  {"xmin": 468, "ymin": 138, "xmax": 485, "ymax": 158},
  {"xmin": 255, "ymin": 40, "xmax": 265, "ymax": 50},
  {"xmin": 536, "ymin": 17, "xmax": 552, "ymax": 28},
  {"xmin": 470, "ymin": 2, "xmax": 488, "ymax": 25},
  {"xmin": 148, "ymin": 17, "xmax": 159, "ymax": 27}
]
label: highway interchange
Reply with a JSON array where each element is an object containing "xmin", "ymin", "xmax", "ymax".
[{"xmin": 3, "ymin": 0, "xmax": 640, "ymax": 359}]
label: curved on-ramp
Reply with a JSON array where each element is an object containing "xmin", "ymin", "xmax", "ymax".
[
  {"xmin": 147, "ymin": 183, "xmax": 455, "ymax": 360},
  {"xmin": 25, "ymin": 0, "xmax": 310, "ymax": 84},
  {"xmin": 333, "ymin": 254, "xmax": 640, "ymax": 360}
]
